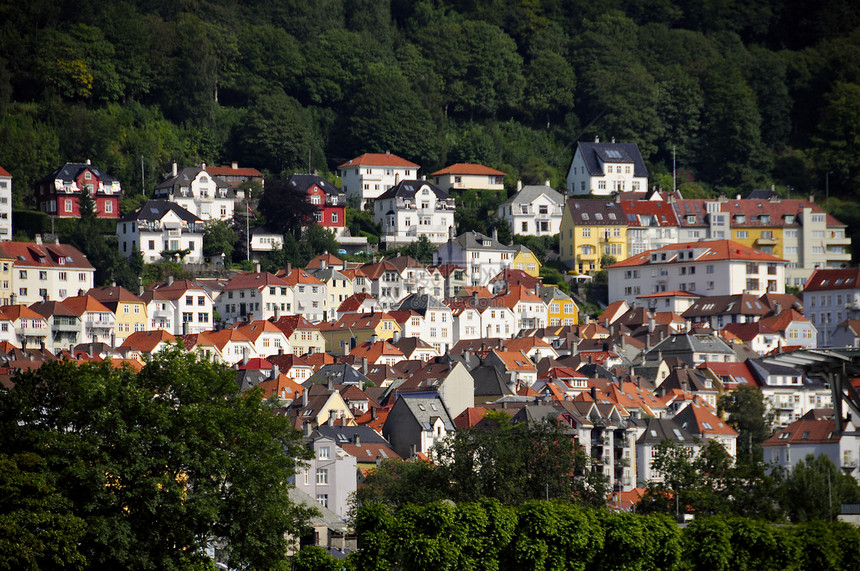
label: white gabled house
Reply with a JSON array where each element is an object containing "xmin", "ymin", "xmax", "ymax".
[
  {"xmin": 566, "ymin": 139, "xmax": 649, "ymax": 196},
  {"xmin": 118, "ymin": 200, "xmax": 205, "ymax": 264},
  {"xmin": 498, "ymin": 184, "xmax": 565, "ymax": 237},
  {"xmin": 152, "ymin": 163, "xmax": 236, "ymax": 221},
  {"xmin": 337, "ymin": 152, "xmax": 420, "ymax": 207},
  {"xmin": 432, "ymin": 231, "xmax": 514, "ymax": 287},
  {"xmin": 373, "ymin": 180, "xmax": 456, "ymax": 247}
]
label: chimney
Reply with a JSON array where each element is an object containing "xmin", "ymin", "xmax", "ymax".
[
  {"xmin": 201, "ymin": 162, "xmax": 206, "ymax": 170},
  {"xmin": 774, "ymin": 301, "xmax": 782, "ymax": 315},
  {"xmin": 172, "ymin": 162, "xmax": 178, "ymax": 177},
  {"xmin": 393, "ymin": 329, "xmax": 400, "ymax": 343},
  {"xmin": 517, "ymin": 179, "xmax": 523, "ymax": 191},
  {"xmin": 595, "ymin": 135, "xmax": 600, "ymax": 143},
  {"xmin": 492, "ymin": 227, "xmax": 498, "ymax": 242},
  {"xmin": 274, "ymin": 304, "xmax": 280, "ymax": 319},
  {"xmin": 286, "ymin": 262, "xmax": 292, "ymax": 275},
  {"xmin": 271, "ymin": 364, "xmax": 280, "ymax": 380},
  {"xmin": 370, "ymin": 333, "xmax": 378, "ymax": 344},
  {"xmin": 35, "ymin": 234, "xmax": 42, "ymax": 245},
  {"xmin": 86, "ymin": 158, "xmax": 91, "ymax": 165},
  {"xmin": 590, "ymin": 386, "xmax": 597, "ymax": 400},
  {"xmin": 321, "ymin": 259, "xmax": 327, "ymax": 270},
  {"xmin": 231, "ymin": 161, "xmax": 238, "ymax": 169},
  {"xmin": 649, "ymin": 316, "xmax": 655, "ymax": 333},
  {"xmin": 327, "ymin": 375, "xmax": 333, "ymax": 391},
  {"xmin": 545, "ymin": 179, "xmax": 551, "ymax": 187},
  {"xmin": 328, "ymin": 411, "xmax": 336, "ymax": 426},
  {"xmin": 354, "ymin": 433, "xmax": 361, "ymax": 446},
  {"xmin": 167, "ymin": 275, "xmax": 174, "ymax": 286},
  {"xmin": 361, "ymin": 357, "xmax": 368, "ymax": 375},
  {"xmin": 302, "ymin": 388, "xmax": 308, "ymax": 407},
  {"xmin": 303, "ymin": 422, "xmax": 311, "ymax": 437},
  {"xmin": 182, "ymin": 321, "xmax": 189, "ymax": 336},
  {"xmin": 254, "ymin": 261, "xmax": 261, "ymax": 273},
  {"xmin": 570, "ymin": 339, "xmax": 578, "ymax": 356}
]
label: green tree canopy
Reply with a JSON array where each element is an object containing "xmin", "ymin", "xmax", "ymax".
[{"xmin": 0, "ymin": 347, "xmax": 314, "ymax": 569}]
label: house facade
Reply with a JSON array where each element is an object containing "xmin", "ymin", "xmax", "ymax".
[
  {"xmin": 118, "ymin": 200, "xmax": 205, "ymax": 264},
  {"xmin": 0, "ymin": 239, "xmax": 95, "ymax": 305},
  {"xmin": 0, "ymin": 166, "xmax": 11, "ymax": 240},
  {"xmin": 559, "ymin": 199, "xmax": 627, "ymax": 273},
  {"xmin": 34, "ymin": 161, "xmax": 122, "ymax": 219},
  {"xmin": 152, "ymin": 164, "xmax": 235, "ymax": 222},
  {"xmin": 338, "ymin": 152, "xmax": 420, "ymax": 206},
  {"xmin": 566, "ymin": 140, "xmax": 648, "ymax": 196},
  {"xmin": 607, "ymin": 240, "xmax": 788, "ymax": 305},
  {"xmin": 803, "ymin": 268, "xmax": 860, "ymax": 347},
  {"xmin": 285, "ymin": 174, "xmax": 346, "ymax": 236},
  {"xmin": 499, "ymin": 184, "xmax": 565, "ymax": 237},
  {"xmin": 373, "ymin": 180, "xmax": 455, "ymax": 247},
  {"xmin": 432, "ymin": 231, "xmax": 514, "ymax": 287},
  {"xmin": 430, "ymin": 163, "xmax": 505, "ymax": 192}
]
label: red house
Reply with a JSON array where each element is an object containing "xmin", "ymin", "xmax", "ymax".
[
  {"xmin": 285, "ymin": 174, "xmax": 346, "ymax": 235},
  {"xmin": 34, "ymin": 160, "xmax": 122, "ymax": 219}
]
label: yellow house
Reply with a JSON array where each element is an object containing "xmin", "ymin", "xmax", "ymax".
[
  {"xmin": 87, "ymin": 286, "xmax": 149, "ymax": 344},
  {"xmin": 270, "ymin": 315, "xmax": 326, "ymax": 356},
  {"xmin": 539, "ymin": 286, "xmax": 579, "ymax": 326},
  {"xmin": 0, "ymin": 251, "xmax": 13, "ymax": 304},
  {"xmin": 559, "ymin": 199, "xmax": 627, "ymax": 273},
  {"xmin": 308, "ymin": 266, "xmax": 354, "ymax": 322},
  {"xmin": 512, "ymin": 245, "xmax": 541, "ymax": 278},
  {"xmin": 319, "ymin": 312, "xmax": 401, "ymax": 355}
]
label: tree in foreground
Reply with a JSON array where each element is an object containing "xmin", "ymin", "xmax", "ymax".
[{"xmin": 0, "ymin": 346, "xmax": 313, "ymax": 570}]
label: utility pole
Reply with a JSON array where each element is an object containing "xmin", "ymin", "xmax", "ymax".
[
  {"xmin": 140, "ymin": 156, "xmax": 145, "ymax": 196},
  {"xmin": 672, "ymin": 145, "xmax": 676, "ymax": 195}
]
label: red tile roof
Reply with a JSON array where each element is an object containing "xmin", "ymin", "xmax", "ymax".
[
  {"xmin": 269, "ymin": 315, "xmax": 319, "ymax": 337},
  {"xmin": 337, "ymin": 293, "xmax": 377, "ymax": 313},
  {"xmin": 607, "ymin": 239, "xmax": 787, "ymax": 268},
  {"xmin": 204, "ymin": 165, "xmax": 263, "ymax": 177},
  {"xmin": 430, "ymin": 163, "xmax": 505, "ymax": 176},
  {"xmin": 0, "ymin": 166, "xmax": 10, "ymax": 177},
  {"xmin": 803, "ymin": 268, "xmax": 860, "ymax": 291},
  {"xmin": 0, "ymin": 241, "xmax": 93, "ymax": 270},
  {"xmin": 338, "ymin": 152, "xmax": 419, "ymax": 169},
  {"xmin": 225, "ymin": 272, "xmax": 289, "ymax": 290},
  {"xmin": 119, "ymin": 330, "xmax": 176, "ymax": 353}
]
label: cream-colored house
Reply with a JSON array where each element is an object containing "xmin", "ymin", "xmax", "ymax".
[
  {"xmin": 430, "ymin": 163, "xmax": 505, "ymax": 192},
  {"xmin": 566, "ymin": 139, "xmax": 648, "ymax": 196}
]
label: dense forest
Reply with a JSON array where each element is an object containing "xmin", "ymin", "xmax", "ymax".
[{"xmin": 1, "ymin": 0, "xmax": 860, "ymax": 211}]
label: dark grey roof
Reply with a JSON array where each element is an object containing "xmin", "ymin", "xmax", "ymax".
[
  {"xmin": 39, "ymin": 162, "xmax": 118, "ymax": 185},
  {"xmin": 305, "ymin": 363, "xmax": 370, "ymax": 388},
  {"xmin": 636, "ymin": 417, "xmax": 695, "ymax": 445},
  {"xmin": 154, "ymin": 167, "xmax": 235, "ymax": 197},
  {"xmin": 396, "ymin": 395, "xmax": 455, "ymax": 430},
  {"xmin": 500, "ymin": 185, "xmax": 564, "ymax": 207},
  {"xmin": 746, "ymin": 189, "xmax": 778, "ymax": 200},
  {"xmin": 564, "ymin": 199, "xmax": 626, "ymax": 226},
  {"xmin": 315, "ymin": 425, "xmax": 391, "ymax": 445},
  {"xmin": 396, "ymin": 293, "xmax": 448, "ymax": 316},
  {"xmin": 121, "ymin": 200, "xmax": 201, "ymax": 224},
  {"xmin": 682, "ymin": 295, "xmax": 770, "ymax": 318},
  {"xmin": 376, "ymin": 180, "xmax": 450, "ymax": 201},
  {"xmin": 471, "ymin": 364, "xmax": 513, "ymax": 397},
  {"xmin": 286, "ymin": 174, "xmax": 343, "ymax": 196},
  {"xmin": 648, "ymin": 333, "xmax": 734, "ymax": 357},
  {"xmin": 450, "ymin": 231, "xmax": 514, "ymax": 252},
  {"xmin": 575, "ymin": 142, "xmax": 648, "ymax": 178}
]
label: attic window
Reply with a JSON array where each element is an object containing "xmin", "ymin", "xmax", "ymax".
[
  {"xmin": 672, "ymin": 428, "xmax": 684, "ymax": 441},
  {"xmin": 417, "ymin": 404, "xmax": 426, "ymax": 411},
  {"xmin": 801, "ymin": 431, "xmax": 810, "ymax": 440},
  {"xmin": 778, "ymin": 432, "xmax": 790, "ymax": 439},
  {"xmin": 650, "ymin": 429, "xmax": 657, "ymax": 437},
  {"xmin": 582, "ymin": 213, "xmax": 589, "ymax": 220},
  {"xmin": 608, "ymin": 213, "xmax": 616, "ymax": 220},
  {"xmin": 702, "ymin": 422, "xmax": 713, "ymax": 429}
]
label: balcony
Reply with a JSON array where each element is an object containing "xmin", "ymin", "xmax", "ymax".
[
  {"xmin": 755, "ymin": 236, "xmax": 779, "ymax": 246},
  {"xmin": 615, "ymin": 457, "xmax": 631, "ymax": 468},
  {"xmin": 843, "ymin": 458, "xmax": 858, "ymax": 468}
]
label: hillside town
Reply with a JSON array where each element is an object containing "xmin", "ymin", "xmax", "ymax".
[{"xmin": 2, "ymin": 141, "xmax": 860, "ymax": 557}]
